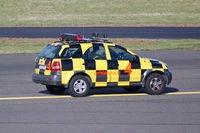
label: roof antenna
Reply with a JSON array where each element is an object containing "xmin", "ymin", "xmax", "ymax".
[
  {"xmin": 103, "ymin": 34, "xmax": 107, "ymax": 38},
  {"xmin": 103, "ymin": 34, "xmax": 108, "ymax": 43},
  {"xmin": 92, "ymin": 33, "xmax": 99, "ymax": 41},
  {"xmin": 82, "ymin": 24, "xmax": 85, "ymax": 38},
  {"xmin": 92, "ymin": 32, "xmax": 99, "ymax": 38}
]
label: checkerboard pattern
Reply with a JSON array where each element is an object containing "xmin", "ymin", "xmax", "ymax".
[{"xmin": 34, "ymin": 42, "xmax": 168, "ymax": 88}]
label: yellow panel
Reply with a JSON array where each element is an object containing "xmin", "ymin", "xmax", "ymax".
[
  {"xmin": 72, "ymin": 59, "xmax": 82, "ymax": 70},
  {"xmin": 103, "ymin": 43, "xmax": 115, "ymax": 46},
  {"xmin": 118, "ymin": 60, "xmax": 129, "ymax": 69},
  {"xmin": 44, "ymin": 70, "xmax": 51, "ymax": 75},
  {"xmin": 38, "ymin": 58, "xmax": 46, "ymax": 65},
  {"xmin": 140, "ymin": 58, "xmax": 152, "ymax": 69},
  {"xmin": 95, "ymin": 60, "xmax": 107, "ymax": 70},
  {"xmin": 107, "ymin": 70, "xmax": 111, "ymax": 82},
  {"xmin": 152, "ymin": 69, "xmax": 164, "ymax": 72},
  {"xmin": 130, "ymin": 69, "xmax": 141, "ymax": 82},
  {"xmin": 108, "ymin": 70, "xmax": 119, "ymax": 82},
  {"xmin": 59, "ymin": 45, "xmax": 69, "ymax": 56},
  {"xmin": 50, "ymin": 42, "xmax": 62, "ymax": 46},
  {"xmin": 127, "ymin": 49, "xmax": 136, "ymax": 55},
  {"xmin": 80, "ymin": 43, "xmax": 93, "ymax": 54},
  {"xmin": 85, "ymin": 70, "xmax": 96, "ymax": 82},
  {"xmin": 61, "ymin": 71, "xmax": 74, "ymax": 84},
  {"xmin": 35, "ymin": 68, "xmax": 40, "ymax": 74},
  {"xmin": 118, "ymin": 81, "xmax": 129, "ymax": 86},
  {"xmin": 78, "ymin": 58, "xmax": 85, "ymax": 70},
  {"xmin": 161, "ymin": 63, "xmax": 168, "ymax": 69},
  {"xmin": 95, "ymin": 82, "xmax": 107, "ymax": 87},
  {"xmin": 104, "ymin": 44, "xmax": 111, "ymax": 60}
]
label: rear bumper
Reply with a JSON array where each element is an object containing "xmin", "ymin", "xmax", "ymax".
[{"xmin": 32, "ymin": 72, "xmax": 62, "ymax": 86}]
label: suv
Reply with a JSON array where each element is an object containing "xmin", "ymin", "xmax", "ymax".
[{"xmin": 32, "ymin": 33, "xmax": 172, "ymax": 97}]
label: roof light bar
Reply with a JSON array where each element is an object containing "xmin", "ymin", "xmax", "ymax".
[
  {"xmin": 60, "ymin": 33, "xmax": 83, "ymax": 41},
  {"xmin": 74, "ymin": 35, "xmax": 83, "ymax": 41}
]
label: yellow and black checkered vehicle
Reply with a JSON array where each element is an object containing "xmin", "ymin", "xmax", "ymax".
[{"xmin": 32, "ymin": 33, "xmax": 172, "ymax": 97}]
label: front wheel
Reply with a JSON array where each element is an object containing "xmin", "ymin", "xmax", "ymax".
[
  {"xmin": 145, "ymin": 73, "xmax": 166, "ymax": 95},
  {"xmin": 68, "ymin": 75, "xmax": 90, "ymax": 97},
  {"xmin": 46, "ymin": 85, "xmax": 66, "ymax": 94}
]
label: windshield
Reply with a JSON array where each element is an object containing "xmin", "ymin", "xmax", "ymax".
[{"xmin": 38, "ymin": 45, "xmax": 61, "ymax": 58}]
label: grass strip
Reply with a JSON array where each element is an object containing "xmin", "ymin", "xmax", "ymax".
[
  {"xmin": 0, "ymin": 0, "xmax": 200, "ymax": 26},
  {"xmin": 0, "ymin": 38, "xmax": 199, "ymax": 54}
]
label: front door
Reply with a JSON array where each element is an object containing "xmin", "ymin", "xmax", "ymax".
[
  {"xmin": 82, "ymin": 44, "xmax": 108, "ymax": 87},
  {"xmin": 108, "ymin": 45, "xmax": 141, "ymax": 86}
]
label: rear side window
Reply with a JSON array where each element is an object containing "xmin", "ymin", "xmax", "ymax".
[
  {"xmin": 38, "ymin": 45, "xmax": 61, "ymax": 58},
  {"xmin": 61, "ymin": 45, "xmax": 82, "ymax": 58}
]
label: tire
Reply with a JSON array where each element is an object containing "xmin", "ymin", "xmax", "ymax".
[
  {"xmin": 46, "ymin": 85, "xmax": 66, "ymax": 94},
  {"xmin": 145, "ymin": 73, "xmax": 166, "ymax": 95},
  {"xmin": 68, "ymin": 75, "xmax": 90, "ymax": 97},
  {"xmin": 124, "ymin": 86, "xmax": 141, "ymax": 93}
]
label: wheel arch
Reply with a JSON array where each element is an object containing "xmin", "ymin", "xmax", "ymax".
[
  {"xmin": 65, "ymin": 72, "xmax": 92, "ymax": 88},
  {"xmin": 142, "ymin": 70, "xmax": 167, "ymax": 87}
]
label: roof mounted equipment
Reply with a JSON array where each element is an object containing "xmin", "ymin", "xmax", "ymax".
[{"xmin": 60, "ymin": 33, "xmax": 83, "ymax": 41}]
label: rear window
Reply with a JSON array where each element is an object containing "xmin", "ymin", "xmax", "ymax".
[{"xmin": 38, "ymin": 45, "xmax": 61, "ymax": 58}]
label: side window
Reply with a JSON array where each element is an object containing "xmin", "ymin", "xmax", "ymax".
[
  {"xmin": 108, "ymin": 46, "xmax": 132, "ymax": 60},
  {"xmin": 61, "ymin": 45, "xmax": 82, "ymax": 58},
  {"xmin": 83, "ymin": 45, "xmax": 106, "ymax": 60}
]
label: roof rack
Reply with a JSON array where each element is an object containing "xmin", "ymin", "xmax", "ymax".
[{"xmin": 59, "ymin": 33, "xmax": 111, "ymax": 44}]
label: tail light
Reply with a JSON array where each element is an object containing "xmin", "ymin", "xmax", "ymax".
[
  {"xmin": 51, "ymin": 61, "xmax": 61, "ymax": 72},
  {"xmin": 34, "ymin": 56, "xmax": 38, "ymax": 68}
]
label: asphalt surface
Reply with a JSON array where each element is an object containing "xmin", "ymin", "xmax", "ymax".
[
  {"xmin": 1, "ymin": 27, "xmax": 200, "ymax": 39},
  {"xmin": 0, "ymin": 50, "xmax": 200, "ymax": 133}
]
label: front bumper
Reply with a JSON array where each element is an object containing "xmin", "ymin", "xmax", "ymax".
[
  {"xmin": 164, "ymin": 69, "xmax": 172, "ymax": 85},
  {"xmin": 32, "ymin": 72, "xmax": 62, "ymax": 86}
]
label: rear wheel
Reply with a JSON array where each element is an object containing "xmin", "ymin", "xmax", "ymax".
[
  {"xmin": 124, "ymin": 86, "xmax": 141, "ymax": 93},
  {"xmin": 145, "ymin": 73, "xmax": 166, "ymax": 95},
  {"xmin": 46, "ymin": 85, "xmax": 66, "ymax": 94},
  {"xmin": 68, "ymin": 75, "xmax": 90, "ymax": 97}
]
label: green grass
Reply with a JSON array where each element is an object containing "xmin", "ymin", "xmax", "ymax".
[
  {"xmin": 0, "ymin": 43, "xmax": 46, "ymax": 54},
  {"xmin": 120, "ymin": 39, "xmax": 200, "ymax": 51},
  {"xmin": 0, "ymin": 0, "xmax": 200, "ymax": 26},
  {"xmin": 0, "ymin": 39, "xmax": 199, "ymax": 54}
]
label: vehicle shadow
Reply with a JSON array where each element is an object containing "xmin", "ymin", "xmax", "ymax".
[
  {"xmin": 39, "ymin": 90, "xmax": 65, "ymax": 95},
  {"xmin": 163, "ymin": 87, "xmax": 179, "ymax": 93},
  {"xmin": 88, "ymin": 87, "xmax": 179, "ymax": 95},
  {"xmin": 39, "ymin": 87, "xmax": 179, "ymax": 96}
]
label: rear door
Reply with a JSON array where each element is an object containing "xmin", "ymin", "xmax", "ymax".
[{"xmin": 59, "ymin": 44, "xmax": 83, "ymax": 84}]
